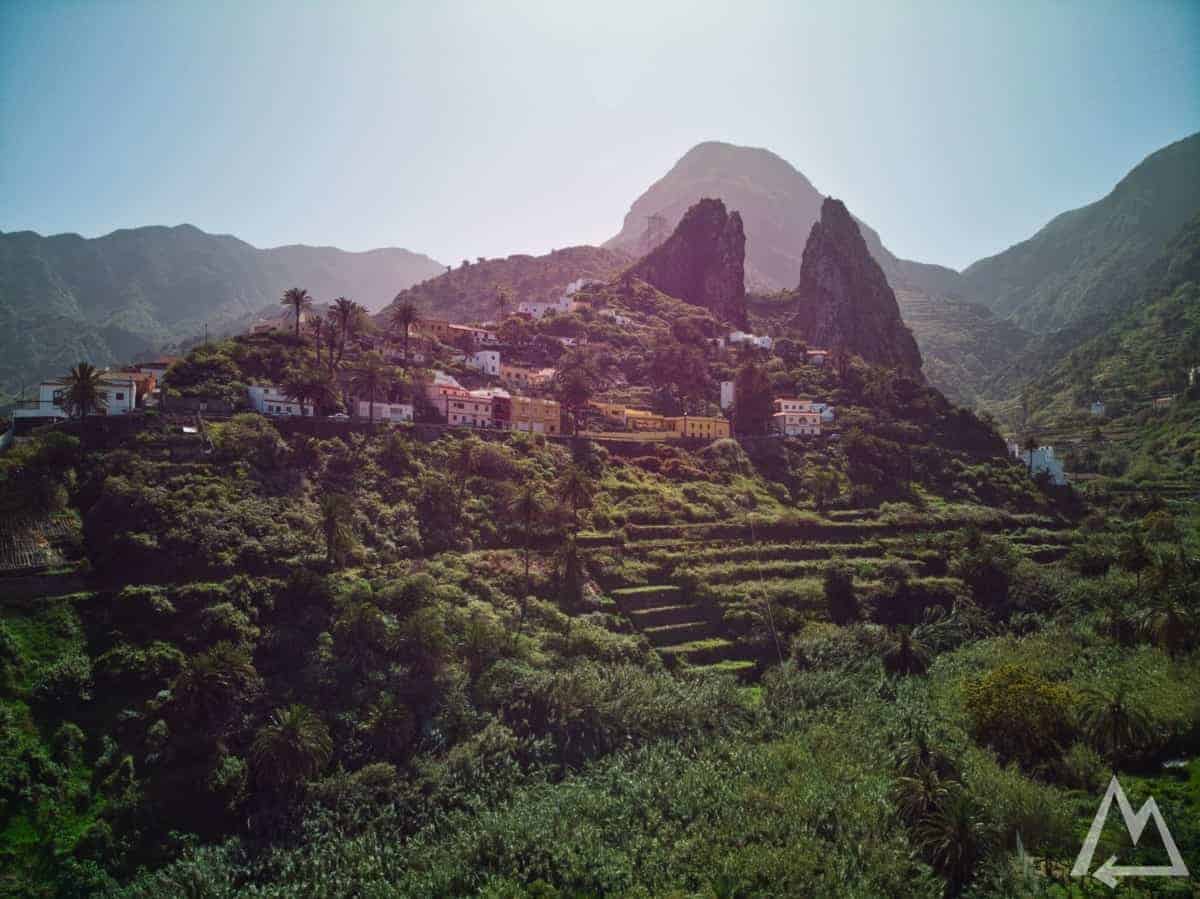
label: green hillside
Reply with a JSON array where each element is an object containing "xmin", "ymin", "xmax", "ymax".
[
  {"xmin": 963, "ymin": 132, "xmax": 1200, "ymax": 332},
  {"xmin": 999, "ymin": 212, "xmax": 1200, "ymax": 483},
  {"xmin": 0, "ymin": 225, "xmax": 443, "ymax": 403}
]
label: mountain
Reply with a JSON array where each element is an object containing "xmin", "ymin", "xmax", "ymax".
[
  {"xmin": 790, "ymin": 198, "xmax": 923, "ymax": 373},
  {"xmin": 606, "ymin": 140, "xmax": 963, "ymax": 297},
  {"xmin": 624, "ymin": 198, "xmax": 747, "ymax": 326},
  {"xmin": 1018, "ymin": 211, "xmax": 1200, "ymax": 427},
  {"xmin": 962, "ymin": 132, "xmax": 1200, "ymax": 333},
  {"xmin": 382, "ymin": 245, "xmax": 629, "ymax": 323},
  {"xmin": 605, "ymin": 140, "xmax": 1024, "ymax": 401},
  {"xmin": 0, "ymin": 224, "xmax": 443, "ymax": 401}
]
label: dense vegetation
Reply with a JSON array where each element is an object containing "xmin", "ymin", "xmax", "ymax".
[{"xmin": 2, "ymin": 344, "xmax": 1197, "ymax": 895}]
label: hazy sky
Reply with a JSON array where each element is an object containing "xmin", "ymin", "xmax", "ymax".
[{"xmin": 2, "ymin": 0, "xmax": 1198, "ymax": 271}]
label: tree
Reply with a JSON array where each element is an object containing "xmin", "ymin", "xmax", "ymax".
[
  {"xmin": 495, "ymin": 285, "xmax": 512, "ymax": 322},
  {"xmin": 557, "ymin": 463, "xmax": 595, "ymax": 532},
  {"xmin": 281, "ymin": 287, "xmax": 312, "ymax": 339},
  {"xmin": 1077, "ymin": 684, "xmax": 1154, "ymax": 764},
  {"xmin": 1116, "ymin": 530, "xmax": 1152, "ymax": 588},
  {"xmin": 553, "ymin": 350, "xmax": 599, "ymax": 430},
  {"xmin": 505, "ymin": 482, "xmax": 544, "ymax": 630},
  {"xmin": 308, "ymin": 316, "xmax": 326, "ymax": 368},
  {"xmin": 285, "ymin": 367, "xmax": 339, "ymax": 417},
  {"xmin": 731, "ymin": 362, "xmax": 773, "ymax": 435},
  {"xmin": 249, "ymin": 704, "xmax": 332, "ymax": 792},
  {"xmin": 882, "ymin": 626, "xmax": 930, "ymax": 676},
  {"xmin": 330, "ymin": 297, "xmax": 366, "ymax": 366},
  {"xmin": 803, "ymin": 469, "xmax": 838, "ymax": 514},
  {"xmin": 170, "ymin": 642, "xmax": 259, "ymax": 738},
  {"xmin": 824, "ymin": 562, "xmax": 859, "ymax": 625},
  {"xmin": 318, "ymin": 492, "xmax": 356, "ymax": 567},
  {"xmin": 390, "ymin": 300, "xmax": 420, "ymax": 364},
  {"xmin": 350, "ymin": 353, "xmax": 389, "ymax": 424},
  {"xmin": 61, "ymin": 362, "xmax": 108, "ymax": 419},
  {"xmin": 450, "ymin": 438, "xmax": 477, "ymax": 505},
  {"xmin": 914, "ymin": 786, "xmax": 990, "ymax": 893}
]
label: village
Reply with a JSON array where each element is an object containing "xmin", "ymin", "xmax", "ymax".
[{"xmin": 5, "ymin": 278, "xmax": 841, "ymax": 446}]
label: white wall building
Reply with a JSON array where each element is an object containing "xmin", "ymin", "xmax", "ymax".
[
  {"xmin": 1090, "ymin": 400, "xmax": 1106, "ymax": 417},
  {"xmin": 1008, "ymin": 442, "xmax": 1067, "ymax": 486},
  {"xmin": 356, "ymin": 400, "xmax": 413, "ymax": 422},
  {"xmin": 598, "ymin": 308, "xmax": 632, "ymax": 326},
  {"xmin": 248, "ymin": 384, "xmax": 304, "ymax": 416},
  {"xmin": 13, "ymin": 374, "xmax": 138, "ymax": 422},
  {"xmin": 728, "ymin": 330, "xmax": 773, "ymax": 351},
  {"xmin": 470, "ymin": 349, "xmax": 500, "ymax": 375}
]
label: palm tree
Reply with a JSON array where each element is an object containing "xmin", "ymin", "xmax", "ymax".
[
  {"xmin": 330, "ymin": 297, "xmax": 365, "ymax": 366},
  {"xmin": 318, "ymin": 492, "xmax": 356, "ymax": 567},
  {"xmin": 390, "ymin": 299, "xmax": 420, "ymax": 364},
  {"xmin": 915, "ymin": 786, "xmax": 990, "ymax": 893},
  {"xmin": 1117, "ymin": 530, "xmax": 1152, "ymax": 589},
  {"xmin": 882, "ymin": 626, "xmax": 931, "ymax": 676},
  {"xmin": 350, "ymin": 352, "xmax": 389, "ymax": 423},
  {"xmin": 557, "ymin": 463, "xmax": 595, "ymax": 532},
  {"xmin": 170, "ymin": 642, "xmax": 259, "ymax": 737},
  {"xmin": 249, "ymin": 704, "xmax": 332, "ymax": 792},
  {"xmin": 505, "ymin": 482, "xmax": 544, "ymax": 631},
  {"xmin": 451, "ymin": 439, "xmax": 476, "ymax": 505},
  {"xmin": 308, "ymin": 316, "xmax": 326, "ymax": 368},
  {"xmin": 61, "ymin": 362, "xmax": 108, "ymax": 419},
  {"xmin": 281, "ymin": 287, "xmax": 312, "ymax": 339},
  {"xmin": 1077, "ymin": 684, "xmax": 1154, "ymax": 764},
  {"xmin": 1132, "ymin": 589, "xmax": 1195, "ymax": 657},
  {"xmin": 495, "ymin": 285, "xmax": 512, "ymax": 322}
]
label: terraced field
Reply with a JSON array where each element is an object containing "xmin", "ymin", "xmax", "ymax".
[{"xmin": 588, "ymin": 513, "xmax": 1078, "ymax": 681}]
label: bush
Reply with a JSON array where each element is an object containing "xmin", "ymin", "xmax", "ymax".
[{"xmin": 963, "ymin": 665, "xmax": 1076, "ymax": 771}]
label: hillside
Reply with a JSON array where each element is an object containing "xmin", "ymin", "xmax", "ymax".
[
  {"xmin": 0, "ymin": 225, "xmax": 443, "ymax": 402},
  {"xmin": 1007, "ymin": 212, "xmax": 1200, "ymax": 482},
  {"xmin": 962, "ymin": 131, "xmax": 1200, "ymax": 332},
  {"xmin": 383, "ymin": 246, "xmax": 629, "ymax": 323}
]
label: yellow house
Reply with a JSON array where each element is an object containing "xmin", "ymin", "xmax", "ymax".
[
  {"xmin": 510, "ymin": 395, "xmax": 561, "ymax": 435},
  {"xmin": 588, "ymin": 400, "xmax": 628, "ymax": 426},
  {"xmin": 667, "ymin": 415, "xmax": 731, "ymax": 439}
]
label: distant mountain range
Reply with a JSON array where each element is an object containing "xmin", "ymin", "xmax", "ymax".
[
  {"xmin": 0, "ymin": 225, "xmax": 443, "ymax": 401},
  {"xmin": 4, "ymin": 132, "xmax": 1197, "ymax": 415}
]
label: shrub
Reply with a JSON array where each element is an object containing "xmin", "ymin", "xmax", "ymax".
[{"xmin": 963, "ymin": 665, "xmax": 1076, "ymax": 771}]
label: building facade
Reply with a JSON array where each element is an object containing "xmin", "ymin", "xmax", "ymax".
[{"xmin": 248, "ymin": 384, "xmax": 304, "ymax": 416}]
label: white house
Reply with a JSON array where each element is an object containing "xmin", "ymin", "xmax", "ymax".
[
  {"xmin": 13, "ymin": 374, "xmax": 139, "ymax": 422},
  {"xmin": 469, "ymin": 349, "xmax": 500, "ymax": 375},
  {"xmin": 356, "ymin": 399, "xmax": 413, "ymax": 422},
  {"xmin": 772, "ymin": 411, "xmax": 822, "ymax": 436},
  {"xmin": 1008, "ymin": 442, "xmax": 1066, "ymax": 486},
  {"xmin": 728, "ymin": 330, "xmax": 773, "ymax": 351},
  {"xmin": 248, "ymin": 384, "xmax": 304, "ymax": 416},
  {"xmin": 1090, "ymin": 400, "xmax": 1106, "ymax": 417}
]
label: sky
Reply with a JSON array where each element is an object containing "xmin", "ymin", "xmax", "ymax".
[{"xmin": 1, "ymin": 0, "xmax": 1198, "ymax": 271}]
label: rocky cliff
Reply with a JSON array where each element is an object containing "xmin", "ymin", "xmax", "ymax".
[
  {"xmin": 791, "ymin": 198, "xmax": 923, "ymax": 373},
  {"xmin": 624, "ymin": 198, "xmax": 748, "ymax": 327}
]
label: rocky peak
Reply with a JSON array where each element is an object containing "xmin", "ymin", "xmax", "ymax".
[
  {"xmin": 791, "ymin": 197, "xmax": 924, "ymax": 373},
  {"xmin": 625, "ymin": 198, "xmax": 748, "ymax": 327}
]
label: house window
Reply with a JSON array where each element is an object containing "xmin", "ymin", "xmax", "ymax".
[{"xmin": 115, "ymin": 392, "xmax": 125, "ymax": 401}]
